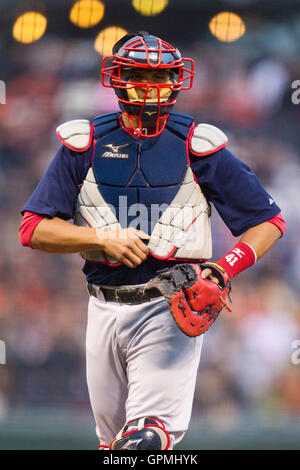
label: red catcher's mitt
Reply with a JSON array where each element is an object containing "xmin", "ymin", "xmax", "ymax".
[{"xmin": 144, "ymin": 263, "xmax": 232, "ymax": 337}]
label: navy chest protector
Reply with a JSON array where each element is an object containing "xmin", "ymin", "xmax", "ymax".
[{"xmin": 74, "ymin": 112, "xmax": 212, "ymax": 265}]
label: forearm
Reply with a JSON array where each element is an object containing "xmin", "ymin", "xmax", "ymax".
[
  {"xmin": 23, "ymin": 215, "xmax": 149, "ymax": 267},
  {"xmin": 213, "ymin": 220, "xmax": 284, "ymax": 279},
  {"xmin": 240, "ymin": 221, "xmax": 282, "ymax": 260},
  {"xmin": 31, "ymin": 217, "xmax": 103, "ymax": 254}
]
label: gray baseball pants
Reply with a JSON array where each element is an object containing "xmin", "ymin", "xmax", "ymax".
[{"xmin": 86, "ymin": 287, "xmax": 203, "ymax": 449}]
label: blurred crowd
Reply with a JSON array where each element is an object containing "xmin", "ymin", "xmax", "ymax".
[{"xmin": 0, "ymin": 29, "xmax": 300, "ymax": 433}]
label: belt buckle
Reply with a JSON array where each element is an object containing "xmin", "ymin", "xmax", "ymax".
[{"xmin": 114, "ymin": 288, "xmax": 131, "ymax": 304}]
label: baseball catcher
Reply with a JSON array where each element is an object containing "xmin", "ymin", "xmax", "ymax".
[
  {"xmin": 144, "ymin": 262, "xmax": 232, "ymax": 337},
  {"xmin": 20, "ymin": 30, "xmax": 286, "ymax": 450}
]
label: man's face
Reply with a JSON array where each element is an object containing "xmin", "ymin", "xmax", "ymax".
[{"xmin": 125, "ymin": 68, "xmax": 172, "ymax": 101}]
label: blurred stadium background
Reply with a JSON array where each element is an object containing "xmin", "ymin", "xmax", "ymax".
[{"xmin": 0, "ymin": 0, "xmax": 300, "ymax": 450}]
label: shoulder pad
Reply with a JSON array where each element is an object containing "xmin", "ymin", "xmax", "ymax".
[
  {"xmin": 56, "ymin": 119, "xmax": 93, "ymax": 152},
  {"xmin": 190, "ymin": 123, "xmax": 228, "ymax": 156}
]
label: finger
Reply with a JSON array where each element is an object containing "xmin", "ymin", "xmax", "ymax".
[
  {"xmin": 208, "ymin": 276, "xmax": 220, "ymax": 285},
  {"xmin": 201, "ymin": 268, "xmax": 212, "ymax": 279},
  {"xmin": 130, "ymin": 244, "xmax": 148, "ymax": 262},
  {"xmin": 123, "ymin": 251, "xmax": 144, "ymax": 268},
  {"xmin": 202, "ymin": 271, "xmax": 219, "ymax": 285},
  {"xmin": 119, "ymin": 256, "xmax": 135, "ymax": 269},
  {"xmin": 135, "ymin": 237, "xmax": 149, "ymax": 255},
  {"xmin": 135, "ymin": 230, "xmax": 150, "ymax": 240},
  {"xmin": 127, "ymin": 230, "xmax": 150, "ymax": 252},
  {"xmin": 123, "ymin": 235, "xmax": 148, "ymax": 259}
]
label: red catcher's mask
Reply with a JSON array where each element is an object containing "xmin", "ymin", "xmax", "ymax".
[{"xmin": 101, "ymin": 32, "xmax": 194, "ymax": 138}]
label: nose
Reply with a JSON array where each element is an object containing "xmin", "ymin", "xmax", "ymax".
[
  {"xmin": 135, "ymin": 79, "xmax": 158, "ymax": 100},
  {"xmin": 146, "ymin": 86, "xmax": 156, "ymax": 97},
  {"xmin": 142, "ymin": 80, "xmax": 157, "ymax": 95}
]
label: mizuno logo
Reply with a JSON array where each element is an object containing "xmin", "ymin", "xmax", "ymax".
[
  {"xmin": 145, "ymin": 111, "xmax": 157, "ymax": 116},
  {"xmin": 101, "ymin": 143, "xmax": 130, "ymax": 159},
  {"xmin": 120, "ymin": 438, "xmax": 143, "ymax": 450}
]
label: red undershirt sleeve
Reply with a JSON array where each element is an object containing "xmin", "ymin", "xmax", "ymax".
[
  {"xmin": 19, "ymin": 211, "xmax": 45, "ymax": 248},
  {"xmin": 267, "ymin": 211, "xmax": 286, "ymax": 236}
]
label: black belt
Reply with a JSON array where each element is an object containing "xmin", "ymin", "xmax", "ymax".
[{"xmin": 87, "ymin": 283, "xmax": 162, "ymax": 305}]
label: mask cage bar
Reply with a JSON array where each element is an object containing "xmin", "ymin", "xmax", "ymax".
[
  {"xmin": 124, "ymin": 113, "xmax": 169, "ymax": 138},
  {"xmin": 100, "ymin": 36, "xmax": 195, "ymax": 137},
  {"xmin": 121, "ymin": 82, "xmax": 169, "ymax": 137},
  {"xmin": 101, "ymin": 56, "xmax": 194, "ymax": 91},
  {"xmin": 121, "ymin": 36, "xmax": 173, "ymax": 68}
]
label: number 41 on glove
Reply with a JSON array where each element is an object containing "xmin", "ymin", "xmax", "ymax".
[{"xmin": 144, "ymin": 263, "xmax": 232, "ymax": 337}]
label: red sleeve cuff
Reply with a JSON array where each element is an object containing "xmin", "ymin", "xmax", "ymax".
[
  {"xmin": 267, "ymin": 212, "xmax": 286, "ymax": 236},
  {"xmin": 216, "ymin": 241, "xmax": 256, "ymax": 279},
  {"xmin": 19, "ymin": 211, "xmax": 45, "ymax": 248}
]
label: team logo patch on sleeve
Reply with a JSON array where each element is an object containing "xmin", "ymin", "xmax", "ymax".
[{"xmin": 101, "ymin": 143, "xmax": 130, "ymax": 159}]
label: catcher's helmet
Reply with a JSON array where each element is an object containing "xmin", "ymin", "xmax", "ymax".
[{"xmin": 101, "ymin": 31, "xmax": 194, "ymax": 137}]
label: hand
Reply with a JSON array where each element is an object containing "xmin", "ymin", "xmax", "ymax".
[
  {"xmin": 201, "ymin": 268, "xmax": 220, "ymax": 285},
  {"xmin": 144, "ymin": 263, "xmax": 231, "ymax": 337},
  {"xmin": 96, "ymin": 227, "xmax": 150, "ymax": 268}
]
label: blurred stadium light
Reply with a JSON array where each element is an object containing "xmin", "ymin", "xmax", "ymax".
[
  {"xmin": 132, "ymin": 0, "xmax": 169, "ymax": 16},
  {"xmin": 12, "ymin": 11, "xmax": 47, "ymax": 43},
  {"xmin": 94, "ymin": 26, "xmax": 128, "ymax": 55},
  {"xmin": 2, "ymin": 0, "xmax": 300, "ymax": 12},
  {"xmin": 209, "ymin": 11, "xmax": 246, "ymax": 42},
  {"xmin": 11, "ymin": 5, "xmax": 246, "ymax": 47},
  {"xmin": 0, "ymin": 0, "xmax": 299, "ymax": 49},
  {"xmin": 69, "ymin": 0, "xmax": 105, "ymax": 28}
]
